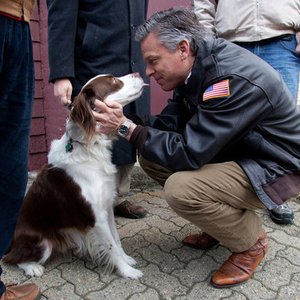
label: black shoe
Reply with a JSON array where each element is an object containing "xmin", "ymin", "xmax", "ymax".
[{"xmin": 269, "ymin": 203, "xmax": 294, "ymax": 225}]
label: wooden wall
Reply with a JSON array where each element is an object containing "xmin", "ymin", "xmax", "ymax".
[{"xmin": 29, "ymin": 2, "xmax": 48, "ymax": 170}]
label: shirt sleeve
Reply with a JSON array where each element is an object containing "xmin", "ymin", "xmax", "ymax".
[{"xmin": 193, "ymin": 0, "xmax": 217, "ymax": 35}]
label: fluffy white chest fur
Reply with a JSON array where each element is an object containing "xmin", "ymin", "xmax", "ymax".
[{"xmin": 49, "ymin": 130, "xmax": 118, "ymax": 211}]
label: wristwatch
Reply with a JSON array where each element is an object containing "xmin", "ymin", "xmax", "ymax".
[{"xmin": 117, "ymin": 119, "xmax": 133, "ymax": 138}]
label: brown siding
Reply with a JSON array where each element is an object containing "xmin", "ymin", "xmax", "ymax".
[
  {"xmin": 148, "ymin": 1, "xmax": 191, "ymax": 114},
  {"xmin": 29, "ymin": 2, "xmax": 48, "ymax": 170}
]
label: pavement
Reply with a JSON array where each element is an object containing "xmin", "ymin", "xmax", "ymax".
[{"xmin": 2, "ymin": 166, "xmax": 300, "ymax": 300}]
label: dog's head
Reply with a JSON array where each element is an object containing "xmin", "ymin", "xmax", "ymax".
[{"xmin": 69, "ymin": 73, "xmax": 146, "ymax": 141}]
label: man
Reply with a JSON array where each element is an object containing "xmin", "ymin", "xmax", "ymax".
[
  {"xmin": 47, "ymin": 0, "xmax": 150, "ymax": 219},
  {"xmin": 193, "ymin": 0, "xmax": 300, "ymax": 225},
  {"xmin": 0, "ymin": 0, "xmax": 40, "ymax": 299},
  {"xmin": 92, "ymin": 8, "xmax": 300, "ymax": 288}
]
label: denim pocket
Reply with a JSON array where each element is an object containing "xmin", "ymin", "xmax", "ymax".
[{"xmin": 279, "ymin": 35, "xmax": 299, "ymax": 58}]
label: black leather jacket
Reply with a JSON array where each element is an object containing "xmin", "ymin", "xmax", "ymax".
[{"xmin": 131, "ymin": 36, "xmax": 300, "ymax": 209}]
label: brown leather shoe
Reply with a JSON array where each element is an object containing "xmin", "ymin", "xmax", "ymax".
[
  {"xmin": 114, "ymin": 200, "xmax": 147, "ymax": 219},
  {"xmin": 211, "ymin": 231, "xmax": 269, "ymax": 288},
  {"xmin": 0, "ymin": 283, "xmax": 41, "ymax": 300},
  {"xmin": 182, "ymin": 232, "xmax": 219, "ymax": 250}
]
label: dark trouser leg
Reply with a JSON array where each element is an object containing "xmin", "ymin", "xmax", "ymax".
[{"xmin": 0, "ymin": 15, "xmax": 34, "ymax": 295}]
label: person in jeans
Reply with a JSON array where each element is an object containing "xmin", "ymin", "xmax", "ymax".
[
  {"xmin": 193, "ymin": 0, "xmax": 300, "ymax": 225},
  {"xmin": 92, "ymin": 8, "xmax": 300, "ymax": 288},
  {"xmin": 46, "ymin": 0, "xmax": 151, "ymax": 219},
  {"xmin": 0, "ymin": 0, "xmax": 40, "ymax": 299}
]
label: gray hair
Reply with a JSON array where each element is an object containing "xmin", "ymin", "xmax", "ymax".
[{"xmin": 135, "ymin": 7, "xmax": 208, "ymax": 54}]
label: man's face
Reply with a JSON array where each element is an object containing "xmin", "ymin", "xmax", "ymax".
[{"xmin": 141, "ymin": 32, "xmax": 192, "ymax": 91}]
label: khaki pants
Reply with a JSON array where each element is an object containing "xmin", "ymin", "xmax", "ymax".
[
  {"xmin": 115, "ymin": 163, "xmax": 135, "ymax": 205},
  {"xmin": 139, "ymin": 157, "xmax": 265, "ymax": 252}
]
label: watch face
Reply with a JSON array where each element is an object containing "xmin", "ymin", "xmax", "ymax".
[{"xmin": 118, "ymin": 125, "xmax": 129, "ymax": 136}]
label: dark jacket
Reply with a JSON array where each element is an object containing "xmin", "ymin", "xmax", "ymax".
[
  {"xmin": 47, "ymin": 0, "xmax": 150, "ymax": 166},
  {"xmin": 131, "ymin": 36, "xmax": 300, "ymax": 209}
]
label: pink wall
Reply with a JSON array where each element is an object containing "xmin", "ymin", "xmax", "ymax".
[{"xmin": 147, "ymin": 0, "xmax": 191, "ymax": 114}]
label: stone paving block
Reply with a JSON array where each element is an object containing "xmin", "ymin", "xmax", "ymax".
[
  {"xmin": 85, "ymin": 277, "xmax": 146, "ymax": 299},
  {"xmin": 277, "ymin": 280, "xmax": 300, "ymax": 300},
  {"xmin": 171, "ymin": 256, "xmax": 218, "ymax": 287},
  {"xmin": 175, "ymin": 281, "xmax": 232, "ymax": 299},
  {"xmin": 140, "ymin": 264, "xmax": 188, "ymax": 298},
  {"xmin": 136, "ymin": 244, "xmax": 185, "ymax": 273},
  {"xmin": 278, "ymin": 247, "xmax": 300, "ymax": 266},
  {"xmin": 34, "ymin": 268, "xmax": 67, "ymax": 292},
  {"xmin": 232, "ymin": 278, "xmax": 277, "ymax": 299},
  {"xmin": 42, "ymin": 282, "xmax": 82, "ymax": 300},
  {"xmin": 172, "ymin": 246, "xmax": 206, "ymax": 263},
  {"xmin": 254, "ymin": 257, "xmax": 300, "ymax": 291},
  {"xmin": 57, "ymin": 259, "xmax": 105, "ymax": 296},
  {"xmin": 144, "ymin": 215, "xmax": 181, "ymax": 234},
  {"xmin": 118, "ymin": 220, "xmax": 150, "ymax": 238},
  {"xmin": 140, "ymin": 227, "xmax": 180, "ymax": 253},
  {"xmin": 129, "ymin": 288, "xmax": 161, "ymax": 300}
]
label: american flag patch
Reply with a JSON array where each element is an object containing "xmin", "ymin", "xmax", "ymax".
[{"xmin": 203, "ymin": 79, "xmax": 230, "ymax": 101}]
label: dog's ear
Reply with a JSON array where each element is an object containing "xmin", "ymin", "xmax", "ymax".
[{"xmin": 70, "ymin": 92, "xmax": 97, "ymax": 141}]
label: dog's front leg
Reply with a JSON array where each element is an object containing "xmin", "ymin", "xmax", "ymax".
[
  {"xmin": 107, "ymin": 206, "xmax": 137, "ymax": 266},
  {"xmin": 93, "ymin": 211, "xmax": 143, "ymax": 279}
]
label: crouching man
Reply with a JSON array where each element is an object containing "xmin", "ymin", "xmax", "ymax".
[{"xmin": 93, "ymin": 8, "xmax": 300, "ymax": 288}]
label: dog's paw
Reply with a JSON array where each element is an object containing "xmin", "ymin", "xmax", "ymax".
[
  {"xmin": 123, "ymin": 254, "xmax": 137, "ymax": 266},
  {"xmin": 118, "ymin": 265, "xmax": 143, "ymax": 279},
  {"xmin": 18, "ymin": 262, "xmax": 45, "ymax": 277}
]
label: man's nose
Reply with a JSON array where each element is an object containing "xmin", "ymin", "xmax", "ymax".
[{"xmin": 146, "ymin": 64, "xmax": 154, "ymax": 77}]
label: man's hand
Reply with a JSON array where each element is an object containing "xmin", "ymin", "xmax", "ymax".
[
  {"xmin": 53, "ymin": 78, "xmax": 73, "ymax": 106},
  {"xmin": 93, "ymin": 100, "xmax": 126, "ymax": 134},
  {"xmin": 296, "ymin": 32, "xmax": 300, "ymax": 54}
]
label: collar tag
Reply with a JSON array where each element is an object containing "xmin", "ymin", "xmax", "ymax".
[{"xmin": 65, "ymin": 139, "xmax": 74, "ymax": 152}]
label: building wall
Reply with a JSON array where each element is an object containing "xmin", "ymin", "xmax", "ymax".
[
  {"xmin": 29, "ymin": 2, "xmax": 48, "ymax": 170},
  {"xmin": 148, "ymin": 0, "xmax": 191, "ymax": 114}
]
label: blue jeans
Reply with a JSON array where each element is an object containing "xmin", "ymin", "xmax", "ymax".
[
  {"xmin": 0, "ymin": 15, "xmax": 34, "ymax": 295},
  {"xmin": 236, "ymin": 34, "xmax": 300, "ymax": 101}
]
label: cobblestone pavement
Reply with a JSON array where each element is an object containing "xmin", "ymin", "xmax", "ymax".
[{"xmin": 1, "ymin": 167, "xmax": 300, "ymax": 299}]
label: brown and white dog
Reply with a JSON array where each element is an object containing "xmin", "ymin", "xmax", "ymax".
[{"xmin": 4, "ymin": 73, "xmax": 146, "ymax": 279}]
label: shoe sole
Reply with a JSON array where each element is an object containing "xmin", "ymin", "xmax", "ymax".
[
  {"xmin": 35, "ymin": 292, "xmax": 42, "ymax": 300},
  {"xmin": 182, "ymin": 241, "xmax": 219, "ymax": 250},
  {"xmin": 210, "ymin": 278, "xmax": 249, "ymax": 289},
  {"xmin": 269, "ymin": 214, "xmax": 293, "ymax": 225},
  {"xmin": 114, "ymin": 212, "xmax": 147, "ymax": 219}
]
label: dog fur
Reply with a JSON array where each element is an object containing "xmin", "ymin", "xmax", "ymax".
[{"xmin": 3, "ymin": 73, "xmax": 146, "ymax": 279}]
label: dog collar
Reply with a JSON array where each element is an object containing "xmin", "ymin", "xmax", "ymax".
[{"xmin": 65, "ymin": 138, "xmax": 74, "ymax": 152}]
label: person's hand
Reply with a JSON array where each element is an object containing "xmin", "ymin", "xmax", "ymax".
[
  {"xmin": 93, "ymin": 100, "xmax": 126, "ymax": 135},
  {"xmin": 296, "ymin": 32, "xmax": 300, "ymax": 54},
  {"xmin": 53, "ymin": 78, "xmax": 73, "ymax": 106}
]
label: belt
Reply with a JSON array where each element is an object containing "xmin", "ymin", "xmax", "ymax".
[
  {"xmin": 236, "ymin": 34, "xmax": 294, "ymax": 45},
  {"xmin": 261, "ymin": 34, "xmax": 294, "ymax": 43}
]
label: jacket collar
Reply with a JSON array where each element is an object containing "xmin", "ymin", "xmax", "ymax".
[{"xmin": 180, "ymin": 35, "xmax": 216, "ymax": 106}]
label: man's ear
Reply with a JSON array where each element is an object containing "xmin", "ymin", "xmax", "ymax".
[{"xmin": 178, "ymin": 39, "xmax": 190, "ymax": 59}]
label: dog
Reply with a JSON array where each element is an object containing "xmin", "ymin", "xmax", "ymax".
[{"xmin": 3, "ymin": 73, "xmax": 146, "ymax": 279}]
